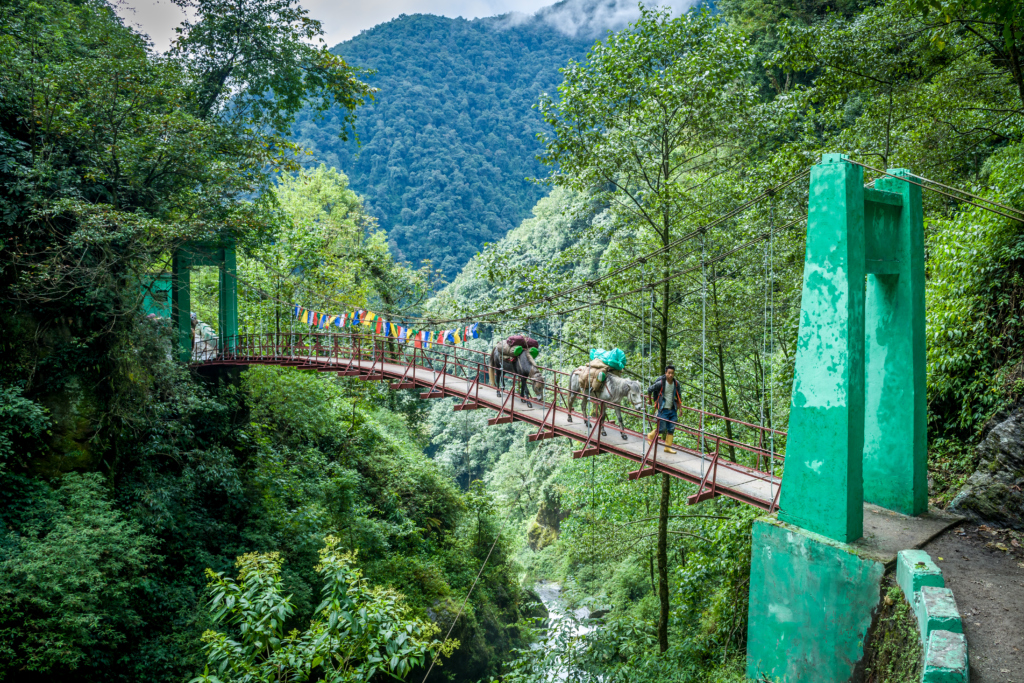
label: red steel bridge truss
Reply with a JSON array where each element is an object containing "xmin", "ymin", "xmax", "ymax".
[{"xmin": 197, "ymin": 332, "xmax": 785, "ymax": 511}]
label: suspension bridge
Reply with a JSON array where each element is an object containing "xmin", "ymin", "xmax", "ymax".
[
  {"xmin": 173, "ymin": 154, "xmax": 1024, "ymax": 682},
  {"xmin": 180, "ymin": 155, "xmax": 1022, "ymax": 518},
  {"xmin": 198, "ymin": 331, "xmax": 785, "ymax": 510}
]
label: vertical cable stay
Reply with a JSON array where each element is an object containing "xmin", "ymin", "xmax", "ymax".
[
  {"xmin": 700, "ymin": 233, "xmax": 707, "ymax": 478},
  {"xmin": 640, "ymin": 262, "xmax": 649, "ymax": 439},
  {"xmin": 769, "ymin": 199, "xmax": 776, "ymax": 488},
  {"xmin": 761, "ymin": 207, "xmax": 770, "ymax": 464}
]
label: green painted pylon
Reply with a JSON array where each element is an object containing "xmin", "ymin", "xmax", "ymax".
[{"xmin": 778, "ymin": 154, "xmax": 927, "ymax": 542}]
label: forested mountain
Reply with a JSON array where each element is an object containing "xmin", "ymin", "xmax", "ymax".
[{"xmin": 290, "ymin": 11, "xmax": 596, "ymax": 280}]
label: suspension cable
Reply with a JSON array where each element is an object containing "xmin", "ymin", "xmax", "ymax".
[
  {"xmin": 850, "ymin": 159, "xmax": 1024, "ymax": 224},
  {"xmin": 420, "ymin": 532, "xmax": 500, "ymax": 683},
  {"xmin": 349, "ymin": 169, "xmax": 813, "ymax": 326}
]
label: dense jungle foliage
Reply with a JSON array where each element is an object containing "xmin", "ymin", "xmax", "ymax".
[
  {"xmin": 3, "ymin": 0, "xmax": 1024, "ymax": 680},
  {"xmin": 0, "ymin": 0, "xmax": 533, "ymax": 681}
]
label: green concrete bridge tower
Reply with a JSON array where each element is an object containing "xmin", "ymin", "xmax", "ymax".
[
  {"xmin": 779, "ymin": 153, "xmax": 927, "ymax": 536},
  {"xmin": 171, "ymin": 241, "xmax": 238, "ymax": 362},
  {"xmin": 746, "ymin": 154, "xmax": 927, "ymax": 681}
]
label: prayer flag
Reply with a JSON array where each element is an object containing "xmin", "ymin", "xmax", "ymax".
[
  {"xmin": 293, "ymin": 304, "xmax": 300, "ymax": 318},
  {"xmin": 398, "ymin": 327, "xmax": 407, "ymax": 343},
  {"xmin": 470, "ymin": 323, "xmax": 479, "ymax": 339},
  {"xmin": 336, "ymin": 314, "xmax": 345, "ymax": 328},
  {"xmin": 318, "ymin": 314, "xmax": 327, "ymax": 329},
  {"xmin": 454, "ymin": 329, "xmax": 463, "ymax": 345},
  {"xmin": 375, "ymin": 317, "xmax": 383, "ymax": 335},
  {"xmin": 352, "ymin": 310, "xmax": 360, "ymax": 326},
  {"xmin": 301, "ymin": 309, "xmax": 310, "ymax": 324}
]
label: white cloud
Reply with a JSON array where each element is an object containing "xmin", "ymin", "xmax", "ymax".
[
  {"xmin": 537, "ymin": 0, "xmax": 699, "ymax": 38},
  {"xmin": 112, "ymin": 0, "xmax": 191, "ymax": 52},
  {"xmin": 113, "ymin": 0, "xmax": 552, "ymax": 52}
]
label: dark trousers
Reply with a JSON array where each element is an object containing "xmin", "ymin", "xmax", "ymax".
[{"xmin": 657, "ymin": 407, "xmax": 677, "ymax": 435}]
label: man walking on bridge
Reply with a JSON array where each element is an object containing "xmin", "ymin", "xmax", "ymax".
[{"xmin": 647, "ymin": 365, "xmax": 681, "ymax": 454}]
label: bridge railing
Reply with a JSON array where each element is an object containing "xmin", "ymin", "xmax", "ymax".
[{"xmin": 199, "ymin": 331, "xmax": 784, "ymax": 503}]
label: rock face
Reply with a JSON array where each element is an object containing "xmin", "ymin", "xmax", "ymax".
[
  {"xmin": 948, "ymin": 408, "xmax": 1024, "ymax": 529},
  {"xmin": 527, "ymin": 493, "xmax": 570, "ymax": 551},
  {"xmin": 520, "ymin": 587, "xmax": 548, "ymax": 621}
]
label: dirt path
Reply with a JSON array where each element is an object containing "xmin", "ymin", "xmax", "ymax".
[{"xmin": 922, "ymin": 524, "xmax": 1024, "ymax": 683}]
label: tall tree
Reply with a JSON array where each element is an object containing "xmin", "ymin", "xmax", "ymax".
[
  {"xmin": 171, "ymin": 0, "xmax": 373, "ymax": 138},
  {"xmin": 537, "ymin": 8, "xmax": 754, "ymax": 652}
]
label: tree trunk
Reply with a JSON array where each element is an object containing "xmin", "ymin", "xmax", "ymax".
[
  {"xmin": 657, "ymin": 472, "xmax": 670, "ymax": 653},
  {"xmin": 1007, "ymin": 34, "xmax": 1024, "ymax": 112},
  {"xmin": 660, "ymin": 275, "xmax": 670, "ymax": 373}
]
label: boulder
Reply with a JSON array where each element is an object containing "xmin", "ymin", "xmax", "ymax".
[
  {"xmin": 948, "ymin": 408, "xmax": 1024, "ymax": 529},
  {"xmin": 536, "ymin": 492, "xmax": 569, "ymax": 531},
  {"xmin": 520, "ymin": 587, "xmax": 549, "ymax": 621},
  {"xmin": 527, "ymin": 519, "xmax": 559, "ymax": 551}
]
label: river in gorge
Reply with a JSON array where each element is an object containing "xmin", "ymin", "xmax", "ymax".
[{"xmin": 531, "ymin": 580, "xmax": 599, "ymax": 680}]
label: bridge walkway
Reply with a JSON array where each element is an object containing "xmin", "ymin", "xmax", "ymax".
[{"xmin": 201, "ymin": 332, "xmax": 784, "ymax": 511}]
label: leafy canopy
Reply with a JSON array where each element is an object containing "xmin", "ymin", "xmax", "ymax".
[
  {"xmin": 171, "ymin": 0, "xmax": 375, "ymax": 137},
  {"xmin": 194, "ymin": 537, "xmax": 455, "ymax": 683}
]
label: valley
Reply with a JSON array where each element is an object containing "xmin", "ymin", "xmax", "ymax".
[{"xmin": 2, "ymin": 0, "xmax": 1023, "ymax": 681}]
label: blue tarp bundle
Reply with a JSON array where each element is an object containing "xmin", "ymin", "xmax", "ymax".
[{"xmin": 589, "ymin": 348, "xmax": 627, "ymax": 370}]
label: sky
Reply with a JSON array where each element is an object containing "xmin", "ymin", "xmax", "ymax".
[
  {"xmin": 113, "ymin": 0, "xmax": 697, "ymax": 53},
  {"xmin": 114, "ymin": 0, "xmax": 556, "ymax": 53}
]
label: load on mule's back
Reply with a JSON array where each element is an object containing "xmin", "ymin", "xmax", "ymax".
[
  {"xmin": 568, "ymin": 348, "xmax": 642, "ymax": 440},
  {"xmin": 488, "ymin": 334, "xmax": 544, "ymax": 407},
  {"xmin": 574, "ymin": 348, "xmax": 627, "ymax": 394}
]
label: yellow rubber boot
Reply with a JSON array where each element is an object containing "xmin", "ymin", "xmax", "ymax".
[
  {"xmin": 664, "ymin": 433, "xmax": 676, "ymax": 454},
  {"xmin": 647, "ymin": 428, "xmax": 658, "ymax": 444}
]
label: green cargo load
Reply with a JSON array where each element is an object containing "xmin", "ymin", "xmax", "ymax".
[{"xmin": 589, "ymin": 348, "xmax": 627, "ymax": 370}]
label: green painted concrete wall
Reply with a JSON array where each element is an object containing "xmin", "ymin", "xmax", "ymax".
[
  {"xmin": 746, "ymin": 517, "xmax": 885, "ymax": 682},
  {"xmin": 778, "ymin": 155, "xmax": 928, "ymax": 542},
  {"xmin": 141, "ymin": 272, "xmax": 172, "ymax": 318},
  {"xmin": 863, "ymin": 171, "xmax": 928, "ymax": 515},
  {"xmin": 778, "ymin": 154, "xmax": 866, "ymax": 542}
]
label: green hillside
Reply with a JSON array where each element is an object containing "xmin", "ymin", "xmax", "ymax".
[{"xmin": 290, "ymin": 13, "xmax": 594, "ymax": 280}]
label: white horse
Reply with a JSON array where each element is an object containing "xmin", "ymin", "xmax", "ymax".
[{"xmin": 566, "ymin": 372, "xmax": 644, "ymax": 440}]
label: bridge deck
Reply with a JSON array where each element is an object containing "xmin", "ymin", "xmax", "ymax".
[{"xmin": 213, "ymin": 346, "xmax": 782, "ymax": 511}]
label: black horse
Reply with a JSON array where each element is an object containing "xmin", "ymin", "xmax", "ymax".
[{"xmin": 488, "ymin": 344, "xmax": 544, "ymax": 408}]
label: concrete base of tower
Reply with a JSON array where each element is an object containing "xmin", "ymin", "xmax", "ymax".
[{"xmin": 746, "ymin": 517, "xmax": 885, "ymax": 682}]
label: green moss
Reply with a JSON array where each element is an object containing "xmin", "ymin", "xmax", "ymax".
[
  {"xmin": 527, "ymin": 520, "xmax": 559, "ymax": 551},
  {"xmin": 862, "ymin": 581, "xmax": 923, "ymax": 683}
]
